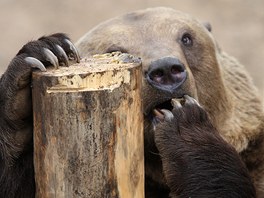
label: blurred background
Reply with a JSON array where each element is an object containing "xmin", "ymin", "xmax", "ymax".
[{"xmin": 0, "ymin": 0, "xmax": 263, "ymax": 95}]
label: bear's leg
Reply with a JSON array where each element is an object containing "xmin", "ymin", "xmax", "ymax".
[{"xmin": 154, "ymin": 95, "xmax": 256, "ymax": 198}]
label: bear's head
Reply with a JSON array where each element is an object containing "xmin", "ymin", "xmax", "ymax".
[{"xmin": 76, "ymin": 7, "xmax": 263, "ymax": 185}]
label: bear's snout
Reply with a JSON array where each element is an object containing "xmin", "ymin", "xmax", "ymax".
[{"xmin": 146, "ymin": 57, "xmax": 187, "ymax": 93}]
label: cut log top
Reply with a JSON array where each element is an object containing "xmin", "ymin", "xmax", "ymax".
[
  {"xmin": 40, "ymin": 52, "xmax": 141, "ymax": 75},
  {"xmin": 33, "ymin": 52, "xmax": 142, "ymax": 93}
]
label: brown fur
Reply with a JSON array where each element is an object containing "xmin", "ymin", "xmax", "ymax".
[
  {"xmin": 75, "ymin": 7, "xmax": 264, "ymax": 196},
  {"xmin": 1, "ymin": 7, "xmax": 263, "ymax": 197},
  {"xmin": 155, "ymin": 97, "xmax": 255, "ymax": 197}
]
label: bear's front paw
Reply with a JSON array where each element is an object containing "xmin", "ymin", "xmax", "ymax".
[
  {"xmin": 23, "ymin": 33, "xmax": 80, "ymax": 71},
  {"xmin": 1, "ymin": 33, "xmax": 80, "ymax": 122},
  {"xmin": 153, "ymin": 95, "xmax": 255, "ymax": 198},
  {"xmin": 153, "ymin": 95, "xmax": 214, "ymax": 151},
  {"xmin": 3, "ymin": 33, "xmax": 80, "ymax": 90}
]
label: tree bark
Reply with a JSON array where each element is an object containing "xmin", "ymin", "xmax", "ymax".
[{"xmin": 32, "ymin": 53, "xmax": 144, "ymax": 198}]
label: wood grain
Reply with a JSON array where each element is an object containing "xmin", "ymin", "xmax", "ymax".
[{"xmin": 32, "ymin": 53, "xmax": 144, "ymax": 198}]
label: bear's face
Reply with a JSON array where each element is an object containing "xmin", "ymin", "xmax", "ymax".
[{"xmin": 76, "ymin": 7, "xmax": 230, "ymax": 182}]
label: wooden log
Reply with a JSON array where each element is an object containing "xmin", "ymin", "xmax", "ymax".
[{"xmin": 32, "ymin": 52, "xmax": 144, "ymax": 198}]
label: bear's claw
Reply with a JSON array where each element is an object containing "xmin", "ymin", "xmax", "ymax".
[
  {"xmin": 183, "ymin": 95, "xmax": 200, "ymax": 106},
  {"xmin": 64, "ymin": 39, "xmax": 81, "ymax": 63},
  {"xmin": 171, "ymin": 98, "xmax": 183, "ymax": 108},
  {"xmin": 43, "ymin": 48, "xmax": 59, "ymax": 69},
  {"xmin": 160, "ymin": 109, "xmax": 174, "ymax": 121},
  {"xmin": 24, "ymin": 57, "xmax": 47, "ymax": 72},
  {"xmin": 55, "ymin": 44, "xmax": 69, "ymax": 66}
]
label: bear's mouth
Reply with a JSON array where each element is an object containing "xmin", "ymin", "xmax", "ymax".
[{"xmin": 149, "ymin": 99, "xmax": 174, "ymax": 124}]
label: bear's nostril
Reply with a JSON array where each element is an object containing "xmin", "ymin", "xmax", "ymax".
[
  {"xmin": 152, "ymin": 69, "xmax": 164, "ymax": 78},
  {"xmin": 151, "ymin": 69, "xmax": 164, "ymax": 83},
  {"xmin": 171, "ymin": 65, "xmax": 185, "ymax": 83},
  {"xmin": 171, "ymin": 65, "xmax": 182, "ymax": 74}
]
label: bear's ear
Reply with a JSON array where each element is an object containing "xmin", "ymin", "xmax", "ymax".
[{"xmin": 203, "ymin": 22, "xmax": 212, "ymax": 32}]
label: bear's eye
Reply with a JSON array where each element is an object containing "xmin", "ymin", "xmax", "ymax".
[{"xmin": 181, "ymin": 33, "xmax": 193, "ymax": 47}]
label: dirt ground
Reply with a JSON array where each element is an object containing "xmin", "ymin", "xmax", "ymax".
[{"xmin": 0, "ymin": 0, "xmax": 263, "ymax": 95}]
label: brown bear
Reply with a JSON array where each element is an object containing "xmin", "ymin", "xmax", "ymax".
[{"xmin": 0, "ymin": 7, "xmax": 263, "ymax": 198}]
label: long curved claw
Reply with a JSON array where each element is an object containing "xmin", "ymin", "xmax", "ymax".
[
  {"xmin": 184, "ymin": 95, "xmax": 200, "ymax": 106},
  {"xmin": 65, "ymin": 39, "xmax": 81, "ymax": 63},
  {"xmin": 153, "ymin": 109, "xmax": 164, "ymax": 121},
  {"xmin": 43, "ymin": 48, "xmax": 59, "ymax": 69},
  {"xmin": 24, "ymin": 57, "xmax": 47, "ymax": 72},
  {"xmin": 171, "ymin": 98, "xmax": 182, "ymax": 108},
  {"xmin": 56, "ymin": 44, "xmax": 69, "ymax": 66},
  {"xmin": 160, "ymin": 109, "xmax": 174, "ymax": 121}
]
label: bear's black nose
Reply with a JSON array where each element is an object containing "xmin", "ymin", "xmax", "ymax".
[{"xmin": 146, "ymin": 57, "xmax": 187, "ymax": 92}]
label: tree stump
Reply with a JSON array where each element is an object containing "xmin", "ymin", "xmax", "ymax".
[{"xmin": 32, "ymin": 53, "xmax": 144, "ymax": 198}]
